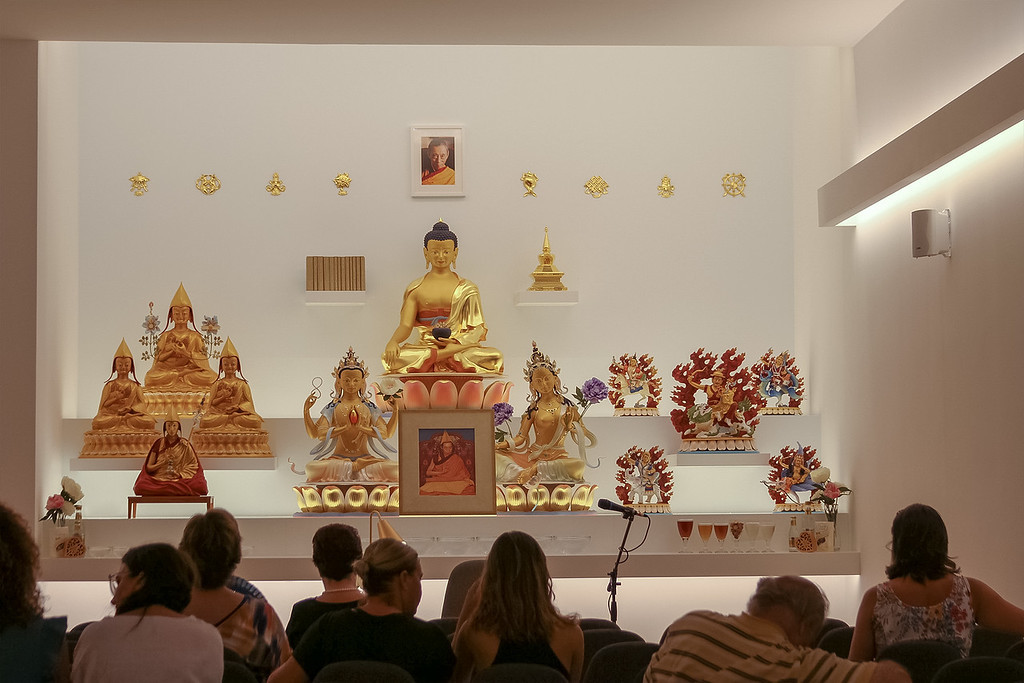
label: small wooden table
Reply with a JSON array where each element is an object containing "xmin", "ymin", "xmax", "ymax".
[{"xmin": 127, "ymin": 495, "xmax": 214, "ymax": 519}]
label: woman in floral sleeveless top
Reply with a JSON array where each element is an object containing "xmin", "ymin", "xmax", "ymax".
[{"xmin": 850, "ymin": 504, "xmax": 1024, "ymax": 660}]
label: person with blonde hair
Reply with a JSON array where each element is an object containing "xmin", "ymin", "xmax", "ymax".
[
  {"xmin": 268, "ymin": 538, "xmax": 454, "ymax": 683},
  {"xmin": 850, "ymin": 503, "xmax": 1024, "ymax": 660},
  {"xmin": 453, "ymin": 531, "xmax": 584, "ymax": 682}
]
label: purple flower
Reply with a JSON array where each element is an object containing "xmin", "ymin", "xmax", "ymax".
[
  {"xmin": 581, "ymin": 378, "xmax": 609, "ymax": 406},
  {"xmin": 492, "ymin": 402, "xmax": 515, "ymax": 426}
]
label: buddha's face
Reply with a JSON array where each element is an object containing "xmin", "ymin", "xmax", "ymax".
[
  {"xmin": 338, "ymin": 368, "xmax": 365, "ymax": 396},
  {"xmin": 531, "ymin": 366, "xmax": 558, "ymax": 395},
  {"xmin": 165, "ymin": 420, "xmax": 180, "ymax": 437},
  {"xmin": 441, "ymin": 440, "xmax": 454, "ymax": 456},
  {"xmin": 428, "ymin": 143, "xmax": 449, "ymax": 172},
  {"xmin": 424, "ymin": 239, "xmax": 457, "ymax": 270},
  {"xmin": 171, "ymin": 306, "xmax": 190, "ymax": 326},
  {"xmin": 114, "ymin": 356, "xmax": 132, "ymax": 375},
  {"xmin": 221, "ymin": 356, "xmax": 239, "ymax": 376}
]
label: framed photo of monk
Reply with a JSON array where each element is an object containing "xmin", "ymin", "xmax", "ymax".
[
  {"xmin": 399, "ymin": 409, "xmax": 495, "ymax": 515},
  {"xmin": 411, "ymin": 126, "xmax": 464, "ymax": 197}
]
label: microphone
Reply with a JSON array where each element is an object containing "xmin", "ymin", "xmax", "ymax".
[{"xmin": 597, "ymin": 498, "xmax": 647, "ymax": 518}]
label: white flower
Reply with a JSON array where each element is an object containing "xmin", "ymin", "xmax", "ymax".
[
  {"xmin": 379, "ymin": 377, "xmax": 403, "ymax": 396},
  {"xmin": 61, "ymin": 475, "xmax": 84, "ymax": 502},
  {"xmin": 62, "ymin": 501, "xmax": 76, "ymax": 516},
  {"xmin": 810, "ymin": 467, "xmax": 831, "ymax": 484}
]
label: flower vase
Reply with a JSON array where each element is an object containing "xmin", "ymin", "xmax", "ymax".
[
  {"xmin": 825, "ymin": 510, "xmax": 840, "ymax": 551},
  {"xmin": 41, "ymin": 520, "xmax": 70, "ymax": 558}
]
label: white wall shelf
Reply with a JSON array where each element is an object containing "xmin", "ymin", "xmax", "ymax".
[
  {"xmin": 304, "ymin": 291, "xmax": 367, "ymax": 306},
  {"xmin": 514, "ymin": 290, "xmax": 579, "ymax": 306}
]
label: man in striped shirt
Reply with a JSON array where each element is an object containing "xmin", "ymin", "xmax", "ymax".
[{"xmin": 645, "ymin": 576, "xmax": 909, "ymax": 683}]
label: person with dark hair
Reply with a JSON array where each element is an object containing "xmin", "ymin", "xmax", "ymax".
[
  {"xmin": 850, "ymin": 503, "xmax": 1024, "ymax": 660},
  {"xmin": 285, "ymin": 524, "xmax": 365, "ymax": 648},
  {"xmin": 453, "ymin": 531, "xmax": 583, "ymax": 682},
  {"xmin": 71, "ymin": 543, "xmax": 222, "ymax": 682},
  {"xmin": 420, "ymin": 137, "xmax": 455, "ymax": 185},
  {"xmin": 646, "ymin": 576, "xmax": 909, "ymax": 683},
  {"xmin": 268, "ymin": 538, "xmax": 454, "ymax": 683},
  {"xmin": 0, "ymin": 502, "xmax": 68, "ymax": 682},
  {"xmin": 180, "ymin": 508, "xmax": 290, "ymax": 681},
  {"xmin": 382, "ymin": 220, "xmax": 503, "ymax": 374}
]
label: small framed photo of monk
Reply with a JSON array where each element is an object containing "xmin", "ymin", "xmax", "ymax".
[
  {"xmin": 399, "ymin": 409, "xmax": 495, "ymax": 515},
  {"xmin": 411, "ymin": 126, "xmax": 464, "ymax": 197}
]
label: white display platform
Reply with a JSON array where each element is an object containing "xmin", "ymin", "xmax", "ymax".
[{"xmin": 39, "ymin": 512, "xmax": 856, "ymax": 581}]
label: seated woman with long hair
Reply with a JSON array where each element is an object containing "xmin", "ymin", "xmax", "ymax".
[
  {"xmin": 285, "ymin": 523, "xmax": 365, "ymax": 649},
  {"xmin": 72, "ymin": 543, "xmax": 223, "ymax": 682},
  {"xmin": 453, "ymin": 531, "xmax": 584, "ymax": 682},
  {"xmin": 0, "ymin": 503, "xmax": 68, "ymax": 683},
  {"xmin": 850, "ymin": 503, "xmax": 1024, "ymax": 660},
  {"xmin": 268, "ymin": 538, "xmax": 454, "ymax": 683},
  {"xmin": 179, "ymin": 508, "xmax": 290, "ymax": 681}
]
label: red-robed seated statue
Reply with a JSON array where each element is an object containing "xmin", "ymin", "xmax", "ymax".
[{"xmin": 134, "ymin": 410, "xmax": 208, "ymax": 496}]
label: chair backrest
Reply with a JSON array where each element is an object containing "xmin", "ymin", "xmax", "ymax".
[
  {"xmin": 970, "ymin": 626, "xmax": 1024, "ymax": 658},
  {"xmin": 931, "ymin": 655, "xmax": 1024, "ymax": 683},
  {"xmin": 877, "ymin": 639, "xmax": 962, "ymax": 683},
  {"xmin": 579, "ymin": 617, "xmax": 620, "ymax": 631},
  {"xmin": 582, "ymin": 628, "xmax": 645, "ymax": 677},
  {"xmin": 581, "ymin": 641, "xmax": 659, "ymax": 683},
  {"xmin": 222, "ymin": 661, "xmax": 259, "ymax": 683},
  {"xmin": 472, "ymin": 662, "xmax": 569, "ymax": 682},
  {"xmin": 815, "ymin": 617, "xmax": 850, "ymax": 645},
  {"xmin": 427, "ymin": 616, "xmax": 458, "ymax": 639},
  {"xmin": 1006, "ymin": 639, "xmax": 1024, "ymax": 663},
  {"xmin": 440, "ymin": 559, "xmax": 486, "ymax": 618},
  {"xmin": 816, "ymin": 626, "xmax": 855, "ymax": 658},
  {"xmin": 312, "ymin": 660, "xmax": 416, "ymax": 683}
]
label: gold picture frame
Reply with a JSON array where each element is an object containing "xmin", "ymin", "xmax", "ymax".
[
  {"xmin": 411, "ymin": 126, "xmax": 464, "ymax": 197},
  {"xmin": 398, "ymin": 409, "xmax": 496, "ymax": 515}
]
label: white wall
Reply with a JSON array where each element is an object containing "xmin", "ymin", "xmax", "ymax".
[
  {"xmin": 798, "ymin": 1, "xmax": 1024, "ymax": 608},
  {"xmin": 39, "ymin": 43, "xmax": 832, "ymax": 518}
]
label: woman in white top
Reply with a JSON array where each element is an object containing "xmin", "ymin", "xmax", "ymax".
[{"xmin": 72, "ymin": 543, "xmax": 224, "ymax": 683}]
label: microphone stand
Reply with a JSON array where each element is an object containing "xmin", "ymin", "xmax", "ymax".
[{"xmin": 606, "ymin": 510, "xmax": 636, "ymax": 624}]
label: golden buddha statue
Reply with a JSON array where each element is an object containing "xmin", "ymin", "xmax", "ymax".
[
  {"xmin": 299, "ymin": 347, "xmax": 400, "ymax": 482},
  {"xmin": 91, "ymin": 339, "xmax": 158, "ymax": 432},
  {"xmin": 382, "ymin": 221, "xmax": 503, "ymax": 375},
  {"xmin": 495, "ymin": 342, "xmax": 595, "ymax": 485},
  {"xmin": 133, "ymin": 409, "xmax": 209, "ymax": 496},
  {"xmin": 191, "ymin": 337, "xmax": 272, "ymax": 457},
  {"xmin": 144, "ymin": 283, "xmax": 217, "ymax": 391},
  {"xmin": 197, "ymin": 338, "xmax": 263, "ymax": 431},
  {"xmin": 81, "ymin": 339, "xmax": 160, "ymax": 458}
]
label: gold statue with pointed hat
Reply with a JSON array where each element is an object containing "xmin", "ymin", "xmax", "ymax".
[
  {"xmin": 143, "ymin": 283, "xmax": 218, "ymax": 392},
  {"xmin": 81, "ymin": 339, "xmax": 160, "ymax": 458},
  {"xmin": 527, "ymin": 227, "xmax": 567, "ymax": 292},
  {"xmin": 191, "ymin": 337, "xmax": 272, "ymax": 457}
]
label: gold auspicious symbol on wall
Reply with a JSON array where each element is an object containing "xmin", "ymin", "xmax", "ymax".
[
  {"xmin": 657, "ymin": 176, "xmax": 675, "ymax": 198},
  {"xmin": 266, "ymin": 173, "xmax": 286, "ymax": 196},
  {"xmin": 333, "ymin": 173, "xmax": 352, "ymax": 196},
  {"xmin": 196, "ymin": 174, "xmax": 221, "ymax": 195},
  {"xmin": 521, "ymin": 171, "xmax": 539, "ymax": 197},
  {"xmin": 584, "ymin": 176, "xmax": 609, "ymax": 198},
  {"xmin": 129, "ymin": 172, "xmax": 150, "ymax": 197},
  {"xmin": 722, "ymin": 173, "xmax": 746, "ymax": 197}
]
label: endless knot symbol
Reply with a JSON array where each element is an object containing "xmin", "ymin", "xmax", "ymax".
[
  {"xmin": 196, "ymin": 174, "xmax": 221, "ymax": 195},
  {"xmin": 584, "ymin": 176, "xmax": 609, "ymax": 198}
]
